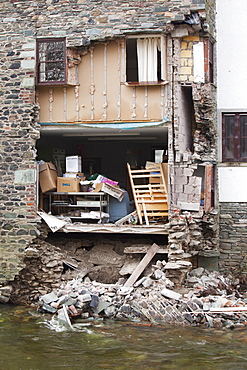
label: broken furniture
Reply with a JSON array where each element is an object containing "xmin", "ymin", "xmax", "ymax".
[
  {"xmin": 127, "ymin": 162, "xmax": 168, "ymax": 225},
  {"xmin": 45, "ymin": 191, "xmax": 109, "ymax": 223}
]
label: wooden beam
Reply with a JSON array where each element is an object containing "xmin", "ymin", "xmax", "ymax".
[
  {"xmin": 124, "ymin": 243, "xmax": 160, "ymax": 287},
  {"xmin": 124, "ymin": 245, "xmax": 168, "ymax": 254},
  {"xmin": 210, "ymin": 307, "xmax": 247, "ymax": 313},
  {"xmin": 204, "ymin": 165, "xmax": 213, "ymax": 213}
]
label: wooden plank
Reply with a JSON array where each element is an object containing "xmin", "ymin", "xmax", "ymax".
[
  {"xmin": 124, "ymin": 243, "xmax": 160, "ymax": 287},
  {"xmin": 210, "ymin": 307, "xmax": 247, "ymax": 313},
  {"xmin": 124, "ymin": 245, "xmax": 169, "ymax": 254},
  {"xmin": 204, "ymin": 165, "xmax": 213, "ymax": 213},
  {"xmin": 127, "ymin": 163, "xmax": 143, "ymax": 224},
  {"xmin": 114, "ymin": 211, "xmax": 137, "ymax": 226}
]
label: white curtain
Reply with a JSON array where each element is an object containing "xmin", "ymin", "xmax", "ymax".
[{"xmin": 137, "ymin": 38, "xmax": 159, "ymax": 82}]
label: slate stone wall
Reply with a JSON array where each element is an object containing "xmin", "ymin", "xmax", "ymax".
[
  {"xmin": 219, "ymin": 203, "xmax": 247, "ymax": 274},
  {"xmin": 0, "ymin": 0, "xmax": 215, "ymax": 285}
]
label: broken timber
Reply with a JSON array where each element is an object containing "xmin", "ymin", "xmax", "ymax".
[
  {"xmin": 115, "ymin": 211, "xmax": 137, "ymax": 226},
  {"xmin": 124, "ymin": 243, "xmax": 160, "ymax": 287}
]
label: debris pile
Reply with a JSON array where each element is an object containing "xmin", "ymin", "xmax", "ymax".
[{"xmin": 38, "ymin": 266, "xmax": 247, "ymax": 330}]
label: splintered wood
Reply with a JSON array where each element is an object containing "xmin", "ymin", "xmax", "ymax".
[
  {"xmin": 124, "ymin": 243, "xmax": 160, "ymax": 287},
  {"xmin": 127, "ymin": 162, "xmax": 168, "ymax": 225}
]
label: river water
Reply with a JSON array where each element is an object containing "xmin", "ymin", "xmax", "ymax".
[{"xmin": 1, "ymin": 305, "xmax": 247, "ymax": 370}]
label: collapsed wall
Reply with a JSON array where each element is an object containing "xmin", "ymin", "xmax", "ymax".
[{"xmin": 0, "ymin": 0, "xmax": 217, "ymax": 292}]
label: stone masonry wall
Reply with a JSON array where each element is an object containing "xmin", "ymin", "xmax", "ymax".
[
  {"xmin": 219, "ymin": 203, "xmax": 247, "ymax": 274},
  {"xmin": 0, "ymin": 0, "xmax": 216, "ymax": 286}
]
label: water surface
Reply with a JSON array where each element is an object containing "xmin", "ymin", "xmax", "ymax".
[{"xmin": 0, "ymin": 305, "xmax": 247, "ymax": 370}]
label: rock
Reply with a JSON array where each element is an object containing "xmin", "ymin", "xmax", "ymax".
[
  {"xmin": 93, "ymin": 300, "xmax": 111, "ymax": 314},
  {"xmin": 40, "ymin": 292, "xmax": 58, "ymax": 304},
  {"xmin": 77, "ymin": 293, "xmax": 92, "ymax": 303},
  {"xmin": 191, "ymin": 297, "xmax": 203, "ymax": 308},
  {"xmin": 154, "ymin": 269, "xmax": 165, "ymax": 280},
  {"xmin": 184, "ymin": 313, "xmax": 194, "ymax": 324},
  {"xmin": 205, "ymin": 314, "xmax": 214, "ymax": 328},
  {"xmin": 58, "ymin": 295, "xmax": 77, "ymax": 306},
  {"xmin": 42, "ymin": 303, "xmax": 57, "ymax": 313},
  {"xmin": 161, "ymin": 288, "xmax": 182, "ymax": 300},
  {"xmin": 118, "ymin": 286, "xmax": 133, "ymax": 296},
  {"xmin": 189, "ymin": 267, "xmax": 205, "ymax": 278},
  {"xmin": 87, "ymin": 265, "xmax": 121, "ymax": 284},
  {"xmin": 90, "ymin": 295, "xmax": 99, "ymax": 309},
  {"xmin": 142, "ymin": 277, "xmax": 153, "ymax": 288},
  {"xmin": 0, "ymin": 285, "xmax": 13, "ymax": 296},
  {"xmin": 25, "ymin": 247, "xmax": 40, "ymax": 258},
  {"xmin": 213, "ymin": 318, "xmax": 223, "ymax": 328},
  {"xmin": 0, "ymin": 295, "xmax": 10, "ymax": 303},
  {"xmin": 187, "ymin": 300, "xmax": 201, "ymax": 311},
  {"xmin": 46, "ymin": 260, "xmax": 59, "ymax": 268},
  {"xmin": 224, "ymin": 320, "xmax": 235, "ymax": 330},
  {"xmin": 119, "ymin": 259, "xmax": 141, "ymax": 276},
  {"xmin": 104, "ymin": 305, "xmax": 116, "ymax": 318}
]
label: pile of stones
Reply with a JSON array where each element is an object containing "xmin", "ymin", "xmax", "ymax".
[{"xmin": 38, "ymin": 266, "xmax": 247, "ymax": 330}]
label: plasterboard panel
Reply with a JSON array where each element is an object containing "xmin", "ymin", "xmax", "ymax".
[
  {"xmin": 193, "ymin": 42, "xmax": 204, "ymax": 83},
  {"xmin": 219, "ymin": 167, "xmax": 247, "ymax": 202}
]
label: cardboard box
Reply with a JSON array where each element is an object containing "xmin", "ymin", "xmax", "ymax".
[
  {"xmin": 57, "ymin": 177, "xmax": 80, "ymax": 192},
  {"xmin": 94, "ymin": 183, "xmax": 124, "ymax": 201},
  {"xmin": 39, "ymin": 162, "xmax": 57, "ymax": 193},
  {"xmin": 63, "ymin": 172, "xmax": 84, "ymax": 179},
  {"xmin": 66, "ymin": 156, "xmax": 82, "ymax": 173}
]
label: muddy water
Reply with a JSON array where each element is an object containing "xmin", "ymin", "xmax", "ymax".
[{"xmin": 1, "ymin": 305, "xmax": 247, "ymax": 370}]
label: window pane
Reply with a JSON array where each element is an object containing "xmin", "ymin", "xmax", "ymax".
[
  {"xmin": 37, "ymin": 39, "xmax": 66, "ymax": 83},
  {"xmin": 224, "ymin": 115, "xmax": 235, "ymax": 159},
  {"xmin": 126, "ymin": 39, "xmax": 138, "ymax": 82},
  {"xmin": 240, "ymin": 115, "xmax": 247, "ymax": 158}
]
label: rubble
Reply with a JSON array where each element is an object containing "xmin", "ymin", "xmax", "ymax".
[
  {"xmin": 3, "ymin": 234, "xmax": 247, "ymax": 331},
  {"xmin": 37, "ymin": 265, "xmax": 247, "ymax": 331}
]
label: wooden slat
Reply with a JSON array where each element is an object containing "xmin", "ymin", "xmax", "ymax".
[
  {"xmin": 127, "ymin": 163, "xmax": 143, "ymax": 224},
  {"xmin": 124, "ymin": 243, "xmax": 160, "ymax": 287},
  {"xmin": 127, "ymin": 162, "xmax": 168, "ymax": 225}
]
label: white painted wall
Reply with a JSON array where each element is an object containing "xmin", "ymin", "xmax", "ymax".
[
  {"xmin": 219, "ymin": 167, "xmax": 247, "ymax": 202},
  {"xmin": 193, "ymin": 42, "xmax": 204, "ymax": 83},
  {"xmin": 217, "ymin": 0, "xmax": 247, "ymax": 109},
  {"xmin": 217, "ymin": 0, "xmax": 247, "ymax": 202}
]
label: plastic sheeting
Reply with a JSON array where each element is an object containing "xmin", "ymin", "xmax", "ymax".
[{"xmin": 39, "ymin": 117, "xmax": 168, "ymax": 130}]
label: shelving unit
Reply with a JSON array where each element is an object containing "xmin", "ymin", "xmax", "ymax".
[{"xmin": 45, "ymin": 192, "xmax": 109, "ymax": 222}]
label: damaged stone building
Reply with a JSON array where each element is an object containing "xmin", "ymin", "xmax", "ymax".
[{"xmin": 0, "ymin": 0, "xmax": 220, "ymax": 301}]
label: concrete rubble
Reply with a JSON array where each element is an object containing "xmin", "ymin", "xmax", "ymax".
[{"xmin": 38, "ymin": 265, "xmax": 247, "ymax": 330}]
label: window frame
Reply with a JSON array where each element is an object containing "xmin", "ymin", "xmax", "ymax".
[
  {"xmin": 36, "ymin": 37, "xmax": 67, "ymax": 86},
  {"xmin": 222, "ymin": 112, "xmax": 247, "ymax": 162},
  {"xmin": 204, "ymin": 38, "xmax": 215, "ymax": 84},
  {"xmin": 125, "ymin": 35, "xmax": 167, "ymax": 86}
]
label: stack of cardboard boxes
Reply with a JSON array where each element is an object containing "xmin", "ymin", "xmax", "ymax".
[
  {"xmin": 57, "ymin": 156, "xmax": 84, "ymax": 192},
  {"xmin": 39, "ymin": 156, "xmax": 84, "ymax": 193}
]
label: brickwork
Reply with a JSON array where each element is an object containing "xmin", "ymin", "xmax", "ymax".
[
  {"xmin": 180, "ymin": 36, "xmax": 200, "ymax": 82},
  {"xmin": 0, "ymin": 0, "xmax": 218, "ymax": 286}
]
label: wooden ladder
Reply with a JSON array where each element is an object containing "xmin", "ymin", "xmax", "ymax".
[{"xmin": 127, "ymin": 162, "xmax": 168, "ymax": 225}]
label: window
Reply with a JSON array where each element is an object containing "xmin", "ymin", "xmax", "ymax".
[
  {"xmin": 222, "ymin": 113, "xmax": 247, "ymax": 162},
  {"xmin": 36, "ymin": 38, "xmax": 66, "ymax": 85},
  {"xmin": 126, "ymin": 36, "xmax": 166, "ymax": 84},
  {"xmin": 204, "ymin": 38, "xmax": 214, "ymax": 83}
]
